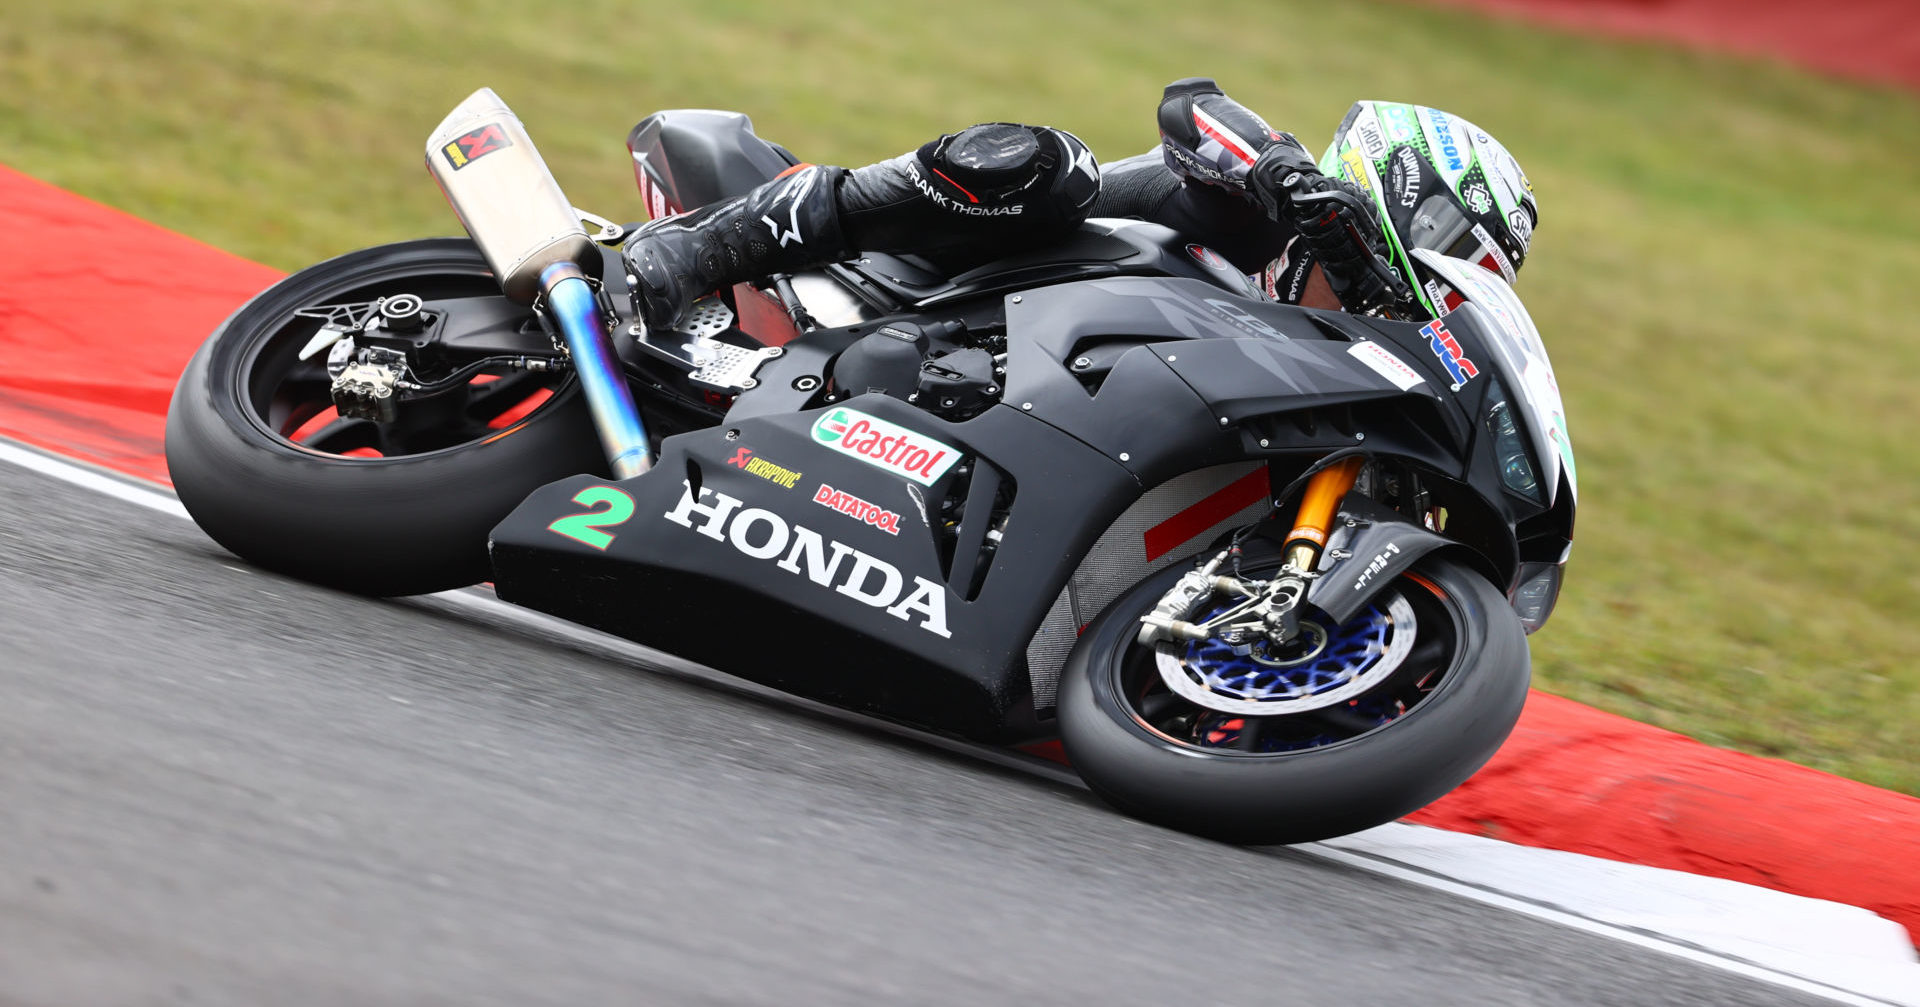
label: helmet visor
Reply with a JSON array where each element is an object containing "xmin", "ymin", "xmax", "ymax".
[{"xmin": 1403, "ymin": 193, "xmax": 1515, "ymax": 284}]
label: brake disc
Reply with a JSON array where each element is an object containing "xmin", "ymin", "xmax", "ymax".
[{"xmin": 1154, "ymin": 591, "xmax": 1417, "ymax": 715}]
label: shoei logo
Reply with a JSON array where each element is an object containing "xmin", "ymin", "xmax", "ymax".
[
  {"xmin": 664, "ymin": 482, "xmax": 950, "ymax": 637},
  {"xmin": 1420, "ymin": 319, "xmax": 1481, "ymax": 389},
  {"xmin": 811, "ymin": 408, "xmax": 960, "ymax": 486},
  {"xmin": 1357, "ymin": 120, "xmax": 1388, "ymax": 161},
  {"xmin": 440, "ymin": 123, "xmax": 512, "ymax": 171},
  {"xmin": 1507, "ymin": 207, "xmax": 1534, "ymax": 252}
]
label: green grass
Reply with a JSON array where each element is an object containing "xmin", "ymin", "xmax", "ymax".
[{"xmin": 4, "ymin": 0, "xmax": 1917, "ymax": 791}]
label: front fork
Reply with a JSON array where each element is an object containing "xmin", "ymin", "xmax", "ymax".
[
  {"xmin": 1282, "ymin": 455, "xmax": 1365, "ymax": 576},
  {"xmin": 1138, "ymin": 456, "xmax": 1364, "ymax": 647}
]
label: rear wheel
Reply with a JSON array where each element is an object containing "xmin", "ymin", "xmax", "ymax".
[
  {"xmin": 1056, "ymin": 553, "xmax": 1529, "ymax": 844},
  {"xmin": 165, "ymin": 238, "xmax": 610, "ymax": 596}
]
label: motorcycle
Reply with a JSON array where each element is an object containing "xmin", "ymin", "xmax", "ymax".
[{"xmin": 166, "ymin": 88, "xmax": 1576, "ymax": 844}]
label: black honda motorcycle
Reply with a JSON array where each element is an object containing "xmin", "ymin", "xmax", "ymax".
[{"xmin": 166, "ymin": 89, "xmax": 1576, "ymax": 844}]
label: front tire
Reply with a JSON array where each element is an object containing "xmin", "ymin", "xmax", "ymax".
[
  {"xmin": 165, "ymin": 239, "xmax": 609, "ymax": 596},
  {"xmin": 1057, "ymin": 554, "xmax": 1529, "ymax": 845}
]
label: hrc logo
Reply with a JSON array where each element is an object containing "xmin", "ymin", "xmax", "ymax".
[{"xmin": 1419, "ymin": 319, "xmax": 1480, "ymax": 388}]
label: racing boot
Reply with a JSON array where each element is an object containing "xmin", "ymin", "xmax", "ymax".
[{"xmin": 623, "ymin": 163, "xmax": 847, "ymax": 331}]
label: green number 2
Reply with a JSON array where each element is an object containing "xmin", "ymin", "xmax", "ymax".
[{"xmin": 547, "ymin": 486, "xmax": 636, "ymax": 550}]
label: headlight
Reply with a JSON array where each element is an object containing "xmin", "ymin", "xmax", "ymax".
[{"xmin": 1484, "ymin": 378, "xmax": 1542, "ymax": 502}]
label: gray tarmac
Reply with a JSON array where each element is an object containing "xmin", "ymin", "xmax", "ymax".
[{"xmin": 0, "ymin": 459, "xmax": 1825, "ymax": 1006}]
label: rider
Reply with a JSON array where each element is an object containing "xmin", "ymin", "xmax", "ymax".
[{"xmin": 622, "ymin": 78, "xmax": 1538, "ymax": 329}]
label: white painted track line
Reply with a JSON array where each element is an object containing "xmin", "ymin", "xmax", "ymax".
[
  {"xmin": 3, "ymin": 436, "xmax": 1914, "ymax": 1007},
  {"xmin": 0, "ymin": 439, "xmax": 189, "ymax": 519}
]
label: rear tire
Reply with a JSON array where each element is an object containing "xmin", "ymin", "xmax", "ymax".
[
  {"xmin": 165, "ymin": 239, "xmax": 609, "ymax": 596},
  {"xmin": 1056, "ymin": 554, "xmax": 1529, "ymax": 845}
]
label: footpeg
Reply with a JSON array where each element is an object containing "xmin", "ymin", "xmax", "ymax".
[{"xmin": 628, "ymin": 296, "xmax": 784, "ymax": 394}]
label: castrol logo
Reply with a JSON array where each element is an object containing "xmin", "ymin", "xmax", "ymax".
[{"xmin": 810, "ymin": 407, "xmax": 960, "ymax": 486}]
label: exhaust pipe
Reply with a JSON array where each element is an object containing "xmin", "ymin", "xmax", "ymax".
[
  {"xmin": 426, "ymin": 87, "xmax": 598, "ymax": 304},
  {"xmin": 425, "ymin": 88, "xmax": 650, "ymax": 479}
]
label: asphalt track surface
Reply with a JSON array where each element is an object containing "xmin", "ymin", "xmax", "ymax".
[{"xmin": 0, "ymin": 459, "xmax": 1835, "ymax": 1007}]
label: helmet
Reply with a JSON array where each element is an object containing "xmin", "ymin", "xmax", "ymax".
[{"xmin": 1318, "ymin": 101, "xmax": 1538, "ymax": 318}]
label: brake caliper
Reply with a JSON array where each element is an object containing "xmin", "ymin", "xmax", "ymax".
[
  {"xmin": 328, "ymin": 344, "xmax": 409, "ymax": 424},
  {"xmin": 1136, "ymin": 548, "xmax": 1315, "ymax": 652},
  {"xmin": 295, "ymin": 295, "xmax": 426, "ymax": 424},
  {"xmin": 1141, "ymin": 548, "xmax": 1419, "ymax": 716}
]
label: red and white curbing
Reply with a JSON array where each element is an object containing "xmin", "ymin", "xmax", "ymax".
[
  {"xmin": 1320, "ymin": 823, "xmax": 1920, "ymax": 1006},
  {"xmin": 3, "ymin": 164, "xmax": 1918, "ymax": 1003},
  {"xmin": 1406, "ymin": 691, "xmax": 1920, "ymax": 950}
]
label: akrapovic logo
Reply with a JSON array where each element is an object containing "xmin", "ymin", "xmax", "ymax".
[
  {"xmin": 664, "ymin": 483, "xmax": 950, "ymax": 637},
  {"xmin": 726, "ymin": 447, "xmax": 801, "ymax": 489},
  {"xmin": 811, "ymin": 408, "xmax": 960, "ymax": 486}
]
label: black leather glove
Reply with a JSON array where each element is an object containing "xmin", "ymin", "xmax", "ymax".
[
  {"xmin": 1247, "ymin": 143, "xmax": 1321, "ymax": 222},
  {"xmin": 1266, "ymin": 168, "xmax": 1419, "ymax": 318}
]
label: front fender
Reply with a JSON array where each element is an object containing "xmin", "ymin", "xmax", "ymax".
[{"xmin": 1307, "ymin": 496, "xmax": 1460, "ymax": 626}]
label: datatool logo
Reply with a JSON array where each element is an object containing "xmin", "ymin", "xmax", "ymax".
[
  {"xmin": 813, "ymin": 483, "xmax": 902, "ymax": 536},
  {"xmin": 811, "ymin": 408, "xmax": 960, "ymax": 486}
]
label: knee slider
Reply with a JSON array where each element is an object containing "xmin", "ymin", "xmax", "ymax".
[{"xmin": 913, "ymin": 124, "xmax": 1099, "ymax": 231}]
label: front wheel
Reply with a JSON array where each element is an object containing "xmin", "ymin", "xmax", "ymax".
[{"xmin": 1056, "ymin": 554, "xmax": 1529, "ymax": 845}]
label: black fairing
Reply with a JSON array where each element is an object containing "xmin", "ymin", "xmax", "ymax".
[
  {"xmin": 487, "ymin": 275, "xmax": 1520, "ymax": 739},
  {"xmin": 832, "ymin": 219, "xmax": 1260, "ymax": 312},
  {"xmin": 999, "ymin": 276, "xmax": 1468, "ymax": 486},
  {"xmin": 627, "ymin": 110, "xmax": 798, "ymax": 215},
  {"xmin": 1351, "ymin": 305, "xmax": 1570, "ymax": 593},
  {"xmin": 489, "ymin": 397, "xmax": 1140, "ymax": 741}
]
